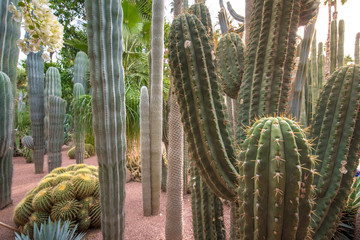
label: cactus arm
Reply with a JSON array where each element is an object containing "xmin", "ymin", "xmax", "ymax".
[
  {"xmin": 149, "ymin": 0, "xmax": 165, "ymax": 216},
  {"xmin": 218, "ymin": 7, "xmax": 229, "ymax": 34},
  {"xmin": 337, "ymin": 20, "xmax": 344, "ymax": 67},
  {"xmin": 27, "ymin": 49, "xmax": 45, "ymax": 174},
  {"xmin": 169, "ymin": 13, "xmax": 238, "ymax": 200},
  {"xmin": 330, "ymin": 20, "xmax": 337, "ymax": 74},
  {"xmin": 140, "ymin": 86, "xmax": 151, "ymax": 216},
  {"xmin": 226, "ymin": 1, "xmax": 244, "ymax": 22},
  {"xmin": 355, "ymin": 32, "xmax": 360, "ymax": 64},
  {"xmin": 47, "ymin": 96, "xmax": 67, "ymax": 172},
  {"xmin": 73, "ymin": 83, "xmax": 85, "ymax": 164},
  {"xmin": 86, "ymin": 0, "xmax": 126, "ymax": 238}
]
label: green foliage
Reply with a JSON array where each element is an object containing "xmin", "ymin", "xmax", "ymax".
[
  {"xmin": 13, "ymin": 164, "xmax": 101, "ymax": 234},
  {"xmin": 15, "ymin": 217, "xmax": 86, "ymax": 240}
]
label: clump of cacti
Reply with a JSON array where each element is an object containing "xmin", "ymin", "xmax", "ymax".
[{"xmin": 13, "ymin": 164, "xmax": 101, "ymax": 235}]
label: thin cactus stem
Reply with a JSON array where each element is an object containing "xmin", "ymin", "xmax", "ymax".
[{"xmin": 226, "ymin": 1, "xmax": 244, "ymax": 22}]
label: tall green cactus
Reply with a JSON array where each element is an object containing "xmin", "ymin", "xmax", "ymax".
[
  {"xmin": 44, "ymin": 67, "xmax": 62, "ymax": 142},
  {"xmin": 317, "ymin": 42, "xmax": 325, "ymax": 88},
  {"xmin": 311, "ymin": 65, "xmax": 360, "ymax": 239},
  {"xmin": 140, "ymin": 86, "xmax": 151, "ymax": 216},
  {"xmin": 337, "ymin": 19, "xmax": 345, "ymax": 67},
  {"xmin": 47, "ymin": 96, "xmax": 67, "ymax": 172},
  {"xmin": 216, "ymin": 32, "xmax": 244, "ymax": 99},
  {"xmin": 73, "ymin": 51, "xmax": 89, "ymax": 94},
  {"xmin": 0, "ymin": 72, "xmax": 14, "ymax": 209},
  {"xmin": 27, "ymin": 49, "xmax": 45, "ymax": 174},
  {"xmin": 86, "ymin": 0, "xmax": 126, "ymax": 238},
  {"xmin": 330, "ymin": 20, "xmax": 337, "ymax": 74},
  {"xmin": 73, "ymin": 83, "xmax": 85, "ymax": 164},
  {"xmin": 355, "ymin": 32, "xmax": 360, "ymax": 64}
]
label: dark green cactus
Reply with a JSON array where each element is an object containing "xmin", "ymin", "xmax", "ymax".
[
  {"xmin": 311, "ymin": 65, "xmax": 360, "ymax": 239},
  {"xmin": 337, "ymin": 20, "xmax": 345, "ymax": 67},
  {"xmin": 189, "ymin": 3, "xmax": 213, "ymax": 40},
  {"xmin": 190, "ymin": 163, "xmax": 225, "ymax": 240},
  {"xmin": 47, "ymin": 96, "xmax": 67, "ymax": 172},
  {"xmin": 73, "ymin": 83, "xmax": 85, "ymax": 164},
  {"xmin": 73, "ymin": 51, "xmax": 89, "ymax": 94},
  {"xmin": 86, "ymin": 0, "xmax": 127, "ymax": 238},
  {"xmin": 44, "ymin": 67, "xmax": 62, "ymax": 143},
  {"xmin": 238, "ymin": 117, "xmax": 314, "ymax": 239},
  {"xmin": 0, "ymin": 72, "xmax": 14, "ymax": 209},
  {"xmin": 216, "ymin": 32, "xmax": 244, "ymax": 99},
  {"xmin": 27, "ymin": 49, "xmax": 46, "ymax": 174}
]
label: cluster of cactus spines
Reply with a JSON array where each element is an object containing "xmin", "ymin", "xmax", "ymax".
[
  {"xmin": 27, "ymin": 49, "xmax": 45, "ymax": 174},
  {"xmin": 330, "ymin": 20, "xmax": 337, "ymax": 74},
  {"xmin": 0, "ymin": 72, "xmax": 14, "ymax": 209},
  {"xmin": 44, "ymin": 67, "xmax": 62, "ymax": 141},
  {"xmin": 73, "ymin": 83, "xmax": 85, "ymax": 164},
  {"xmin": 47, "ymin": 96, "xmax": 67, "ymax": 172},
  {"xmin": 355, "ymin": 32, "xmax": 360, "ymax": 64},
  {"xmin": 73, "ymin": 51, "xmax": 89, "ymax": 94},
  {"xmin": 22, "ymin": 136, "xmax": 34, "ymax": 150},
  {"xmin": 216, "ymin": 32, "xmax": 244, "ymax": 99},
  {"xmin": 13, "ymin": 164, "xmax": 100, "ymax": 234},
  {"xmin": 238, "ymin": 117, "xmax": 314, "ymax": 239},
  {"xmin": 190, "ymin": 163, "xmax": 225, "ymax": 240},
  {"xmin": 140, "ymin": 86, "xmax": 151, "ymax": 216},
  {"xmin": 189, "ymin": 3, "xmax": 213, "ymax": 39},
  {"xmin": 86, "ymin": 0, "xmax": 127, "ymax": 237},
  {"xmin": 169, "ymin": 13, "xmax": 238, "ymax": 200},
  {"xmin": 310, "ymin": 65, "xmax": 360, "ymax": 239},
  {"xmin": 337, "ymin": 19, "xmax": 345, "ymax": 67}
]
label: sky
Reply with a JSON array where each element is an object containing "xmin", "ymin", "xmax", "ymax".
[{"xmin": 166, "ymin": 0, "xmax": 360, "ymax": 58}]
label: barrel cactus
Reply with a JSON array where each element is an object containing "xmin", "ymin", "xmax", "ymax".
[
  {"xmin": 13, "ymin": 164, "xmax": 100, "ymax": 234},
  {"xmin": 22, "ymin": 136, "xmax": 34, "ymax": 150}
]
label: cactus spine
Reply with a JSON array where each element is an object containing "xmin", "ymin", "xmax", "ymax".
[
  {"xmin": 86, "ymin": 0, "xmax": 126, "ymax": 238},
  {"xmin": 27, "ymin": 49, "xmax": 45, "ymax": 174},
  {"xmin": 73, "ymin": 51, "xmax": 89, "ymax": 94},
  {"xmin": 73, "ymin": 83, "xmax": 85, "ymax": 164},
  {"xmin": 47, "ymin": 96, "xmax": 67, "ymax": 172},
  {"xmin": 44, "ymin": 67, "xmax": 62, "ymax": 142},
  {"xmin": 140, "ymin": 86, "xmax": 151, "ymax": 216},
  {"xmin": 0, "ymin": 72, "xmax": 14, "ymax": 209}
]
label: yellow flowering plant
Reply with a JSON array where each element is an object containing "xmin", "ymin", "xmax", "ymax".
[{"xmin": 8, "ymin": 0, "xmax": 63, "ymax": 61}]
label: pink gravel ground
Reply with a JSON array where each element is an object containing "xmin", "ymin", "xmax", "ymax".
[{"xmin": 0, "ymin": 145, "xmax": 230, "ymax": 239}]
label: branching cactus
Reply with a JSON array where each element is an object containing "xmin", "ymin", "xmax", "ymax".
[
  {"xmin": 27, "ymin": 49, "xmax": 45, "ymax": 174},
  {"xmin": 73, "ymin": 51, "xmax": 89, "ymax": 94},
  {"xmin": 0, "ymin": 72, "xmax": 14, "ymax": 209},
  {"xmin": 216, "ymin": 32, "xmax": 244, "ymax": 99},
  {"xmin": 73, "ymin": 83, "xmax": 85, "ymax": 164},
  {"xmin": 140, "ymin": 86, "xmax": 151, "ymax": 216},
  {"xmin": 86, "ymin": 0, "xmax": 127, "ymax": 238},
  {"xmin": 47, "ymin": 96, "xmax": 67, "ymax": 172},
  {"xmin": 44, "ymin": 67, "xmax": 62, "ymax": 142}
]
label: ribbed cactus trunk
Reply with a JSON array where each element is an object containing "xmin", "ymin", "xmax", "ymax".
[
  {"xmin": 330, "ymin": 20, "xmax": 337, "ymax": 74},
  {"xmin": 0, "ymin": 72, "xmax": 14, "ymax": 209},
  {"xmin": 47, "ymin": 96, "xmax": 66, "ymax": 172},
  {"xmin": 140, "ymin": 86, "xmax": 151, "ymax": 216},
  {"xmin": 86, "ymin": 0, "xmax": 127, "ymax": 238},
  {"xmin": 73, "ymin": 83, "xmax": 85, "ymax": 164},
  {"xmin": 27, "ymin": 50, "xmax": 45, "ymax": 174},
  {"xmin": 73, "ymin": 51, "xmax": 89, "ymax": 94},
  {"xmin": 44, "ymin": 67, "xmax": 62, "ymax": 142},
  {"xmin": 337, "ymin": 19, "xmax": 344, "ymax": 67},
  {"xmin": 150, "ymin": 0, "xmax": 164, "ymax": 216}
]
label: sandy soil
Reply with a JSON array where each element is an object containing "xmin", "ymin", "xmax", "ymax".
[{"xmin": 0, "ymin": 145, "xmax": 230, "ymax": 239}]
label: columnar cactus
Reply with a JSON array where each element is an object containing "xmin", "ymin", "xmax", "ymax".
[
  {"xmin": 44, "ymin": 67, "xmax": 62, "ymax": 142},
  {"xmin": 189, "ymin": 3, "xmax": 212, "ymax": 39},
  {"xmin": 0, "ymin": 72, "xmax": 14, "ymax": 209},
  {"xmin": 140, "ymin": 86, "xmax": 151, "ymax": 216},
  {"xmin": 47, "ymin": 96, "xmax": 67, "ymax": 172},
  {"xmin": 337, "ymin": 19, "xmax": 345, "ymax": 67},
  {"xmin": 238, "ymin": 117, "xmax": 314, "ymax": 239},
  {"xmin": 311, "ymin": 65, "xmax": 360, "ymax": 239},
  {"xmin": 216, "ymin": 32, "xmax": 244, "ymax": 99},
  {"xmin": 190, "ymin": 163, "xmax": 225, "ymax": 240},
  {"xmin": 73, "ymin": 51, "xmax": 89, "ymax": 94},
  {"xmin": 86, "ymin": 0, "xmax": 127, "ymax": 238},
  {"xmin": 355, "ymin": 32, "xmax": 360, "ymax": 64},
  {"xmin": 330, "ymin": 20, "xmax": 337, "ymax": 74},
  {"xmin": 317, "ymin": 42, "xmax": 325, "ymax": 88},
  {"xmin": 27, "ymin": 49, "xmax": 45, "ymax": 174},
  {"xmin": 73, "ymin": 83, "xmax": 85, "ymax": 164}
]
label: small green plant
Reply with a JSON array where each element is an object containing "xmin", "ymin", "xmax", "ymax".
[{"xmin": 14, "ymin": 217, "xmax": 86, "ymax": 240}]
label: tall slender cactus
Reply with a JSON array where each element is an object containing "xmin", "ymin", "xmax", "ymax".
[
  {"xmin": 150, "ymin": 0, "xmax": 165, "ymax": 216},
  {"xmin": 73, "ymin": 51, "xmax": 89, "ymax": 94},
  {"xmin": 73, "ymin": 83, "xmax": 85, "ymax": 164},
  {"xmin": 337, "ymin": 19, "xmax": 345, "ymax": 67},
  {"xmin": 355, "ymin": 32, "xmax": 360, "ymax": 64},
  {"xmin": 86, "ymin": 0, "xmax": 127, "ymax": 238},
  {"xmin": 27, "ymin": 49, "xmax": 45, "ymax": 174},
  {"xmin": 0, "ymin": 72, "xmax": 14, "ymax": 209}
]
